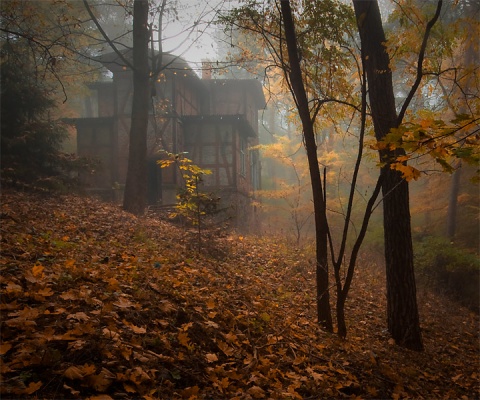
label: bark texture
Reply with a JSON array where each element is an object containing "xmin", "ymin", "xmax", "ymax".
[
  {"xmin": 352, "ymin": 0, "xmax": 423, "ymax": 350},
  {"xmin": 123, "ymin": 0, "xmax": 150, "ymax": 215},
  {"xmin": 280, "ymin": 0, "xmax": 333, "ymax": 331}
]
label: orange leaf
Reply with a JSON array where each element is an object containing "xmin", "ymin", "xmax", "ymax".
[
  {"xmin": 64, "ymin": 366, "xmax": 84, "ymax": 380},
  {"xmin": 5, "ymin": 317, "xmax": 36, "ymax": 329},
  {"xmin": 114, "ymin": 297, "xmax": 135, "ymax": 309},
  {"xmin": 216, "ymin": 340, "xmax": 235, "ymax": 356},
  {"xmin": 0, "ymin": 343, "xmax": 12, "ymax": 355},
  {"xmin": 5, "ymin": 281, "xmax": 22, "ymax": 294},
  {"xmin": 37, "ymin": 287, "xmax": 54, "ymax": 297},
  {"xmin": 63, "ymin": 383, "xmax": 80, "ymax": 396},
  {"xmin": 205, "ymin": 353, "xmax": 218, "ymax": 363},
  {"xmin": 123, "ymin": 382, "xmax": 136, "ymax": 393},
  {"xmin": 247, "ymin": 385, "xmax": 266, "ymax": 398},
  {"xmin": 32, "ymin": 265, "xmax": 45, "ymax": 277},
  {"xmin": 65, "ymin": 259, "xmax": 76, "ymax": 268},
  {"xmin": 178, "ymin": 332, "xmax": 191, "ymax": 348},
  {"xmin": 86, "ymin": 368, "xmax": 115, "ymax": 392},
  {"xmin": 67, "ymin": 312, "xmax": 89, "ymax": 321},
  {"xmin": 181, "ymin": 386, "xmax": 200, "ymax": 398},
  {"xmin": 205, "ymin": 320, "xmax": 219, "ymax": 329},
  {"xmin": 206, "ymin": 299, "xmax": 216, "ymax": 310},
  {"xmin": 60, "ymin": 290, "xmax": 79, "ymax": 301},
  {"xmin": 23, "ymin": 381, "xmax": 42, "ymax": 395}
]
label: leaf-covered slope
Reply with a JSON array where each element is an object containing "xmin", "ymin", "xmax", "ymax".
[{"xmin": 0, "ymin": 189, "xmax": 478, "ymax": 399}]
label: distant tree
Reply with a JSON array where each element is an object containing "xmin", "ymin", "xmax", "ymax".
[
  {"xmin": 0, "ymin": 0, "xmax": 99, "ymax": 103},
  {"xmin": 0, "ymin": 43, "xmax": 86, "ymax": 189}
]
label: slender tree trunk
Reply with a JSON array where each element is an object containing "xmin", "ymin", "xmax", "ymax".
[
  {"xmin": 280, "ymin": 0, "xmax": 333, "ymax": 331},
  {"xmin": 123, "ymin": 0, "xmax": 150, "ymax": 215},
  {"xmin": 446, "ymin": 165, "xmax": 461, "ymax": 240},
  {"xmin": 352, "ymin": 0, "xmax": 423, "ymax": 350}
]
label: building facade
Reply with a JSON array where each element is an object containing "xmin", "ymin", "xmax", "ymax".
[{"xmin": 75, "ymin": 50, "xmax": 266, "ymax": 230}]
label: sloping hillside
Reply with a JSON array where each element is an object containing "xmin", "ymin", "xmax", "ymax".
[{"xmin": 1, "ymin": 189, "xmax": 478, "ymax": 399}]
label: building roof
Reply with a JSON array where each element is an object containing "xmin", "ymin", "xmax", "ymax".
[
  {"xmin": 94, "ymin": 49, "xmax": 198, "ymax": 78},
  {"xmin": 202, "ymin": 79, "xmax": 267, "ymax": 110}
]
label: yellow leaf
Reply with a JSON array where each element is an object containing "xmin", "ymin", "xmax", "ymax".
[
  {"xmin": 390, "ymin": 163, "xmax": 421, "ymax": 181},
  {"xmin": 419, "ymin": 118, "xmax": 433, "ymax": 129}
]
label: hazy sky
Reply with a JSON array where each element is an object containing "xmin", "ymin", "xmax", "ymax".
[{"xmin": 159, "ymin": 0, "xmax": 241, "ymax": 73}]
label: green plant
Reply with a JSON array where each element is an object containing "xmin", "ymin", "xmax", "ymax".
[
  {"xmin": 158, "ymin": 152, "xmax": 220, "ymax": 251},
  {"xmin": 414, "ymin": 235, "xmax": 479, "ymax": 310},
  {"xmin": 0, "ymin": 42, "xmax": 91, "ymax": 191}
]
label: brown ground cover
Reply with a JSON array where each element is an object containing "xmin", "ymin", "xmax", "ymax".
[{"xmin": 1, "ymin": 189, "xmax": 478, "ymax": 399}]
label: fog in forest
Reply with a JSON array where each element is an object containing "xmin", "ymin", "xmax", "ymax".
[{"xmin": 1, "ymin": 1, "xmax": 479, "ymax": 398}]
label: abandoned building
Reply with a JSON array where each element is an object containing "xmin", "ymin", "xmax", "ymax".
[{"xmin": 74, "ymin": 50, "xmax": 266, "ymax": 230}]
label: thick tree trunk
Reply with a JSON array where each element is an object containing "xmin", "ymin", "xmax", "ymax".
[
  {"xmin": 280, "ymin": 0, "xmax": 333, "ymax": 331},
  {"xmin": 123, "ymin": 0, "xmax": 150, "ymax": 215},
  {"xmin": 352, "ymin": 0, "xmax": 423, "ymax": 350}
]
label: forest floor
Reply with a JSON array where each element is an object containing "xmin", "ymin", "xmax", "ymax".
[{"xmin": 0, "ymin": 189, "xmax": 478, "ymax": 400}]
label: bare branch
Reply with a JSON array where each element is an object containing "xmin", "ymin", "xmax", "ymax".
[{"xmin": 397, "ymin": 0, "xmax": 443, "ymax": 125}]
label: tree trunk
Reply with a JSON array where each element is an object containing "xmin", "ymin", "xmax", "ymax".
[
  {"xmin": 123, "ymin": 0, "xmax": 150, "ymax": 215},
  {"xmin": 352, "ymin": 0, "xmax": 423, "ymax": 351},
  {"xmin": 280, "ymin": 0, "xmax": 333, "ymax": 331},
  {"xmin": 446, "ymin": 165, "xmax": 461, "ymax": 240}
]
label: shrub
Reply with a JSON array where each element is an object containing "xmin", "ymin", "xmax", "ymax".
[
  {"xmin": 1, "ymin": 42, "xmax": 89, "ymax": 191},
  {"xmin": 414, "ymin": 235, "xmax": 479, "ymax": 311}
]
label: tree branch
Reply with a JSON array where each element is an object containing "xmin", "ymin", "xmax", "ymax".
[
  {"xmin": 396, "ymin": 0, "xmax": 443, "ymax": 125},
  {"xmin": 82, "ymin": 0, "xmax": 134, "ymax": 70}
]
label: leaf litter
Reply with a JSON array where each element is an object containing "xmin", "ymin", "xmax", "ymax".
[{"xmin": 0, "ymin": 189, "xmax": 478, "ymax": 399}]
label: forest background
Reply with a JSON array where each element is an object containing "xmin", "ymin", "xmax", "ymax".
[{"xmin": 0, "ymin": 0, "xmax": 479, "ymax": 398}]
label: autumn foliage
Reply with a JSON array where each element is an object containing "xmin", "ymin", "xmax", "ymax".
[{"xmin": 0, "ymin": 189, "xmax": 478, "ymax": 399}]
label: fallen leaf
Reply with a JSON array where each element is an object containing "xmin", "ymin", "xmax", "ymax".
[
  {"xmin": 205, "ymin": 353, "xmax": 218, "ymax": 363},
  {"xmin": 0, "ymin": 343, "xmax": 13, "ymax": 355},
  {"xmin": 23, "ymin": 381, "xmax": 42, "ymax": 395},
  {"xmin": 247, "ymin": 385, "xmax": 266, "ymax": 398}
]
